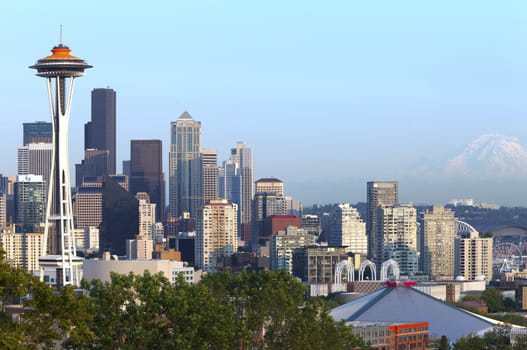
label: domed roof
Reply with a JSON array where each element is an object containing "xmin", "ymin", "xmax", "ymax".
[{"xmin": 43, "ymin": 44, "xmax": 80, "ymax": 60}]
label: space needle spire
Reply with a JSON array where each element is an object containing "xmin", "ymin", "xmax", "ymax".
[{"xmin": 30, "ymin": 35, "xmax": 92, "ymax": 287}]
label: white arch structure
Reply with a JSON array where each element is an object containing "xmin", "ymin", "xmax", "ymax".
[
  {"xmin": 380, "ymin": 259, "xmax": 400, "ymax": 281},
  {"xmin": 334, "ymin": 260, "xmax": 354, "ymax": 285},
  {"xmin": 358, "ymin": 260, "xmax": 377, "ymax": 281},
  {"xmin": 456, "ymin": 220, "xmax": 478, "ymax": 235}
]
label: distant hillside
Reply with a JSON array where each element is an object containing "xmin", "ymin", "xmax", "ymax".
[
  {"xmin": 441, "ymin": 205, "xmax": 527, "ymax": 233},
  {"xmin": 305, "ymin": 203, "xmax": 527, "ymax": 233}
]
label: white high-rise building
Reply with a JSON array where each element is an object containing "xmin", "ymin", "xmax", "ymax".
[
  {"xmin": 285, "ymin": 196, "xmax": 302, "ymax": 216},
  {"xmin": 73, "ymin": 227, "xmax": 99, "ymax": 253},
  {"xmin": 136, "ymin": 192, "xmax": 156, "ymax": 240},
  {"xmin": 271, "ymin": 226, "xmax": 316, "ymax": 274},
  {"xmin": 329, "ymin": 204, "xmax": 368, "ymax": 255},
  {"xmin": 455, "ymin": 231, "xmax": 493, "ymax": 281},
  {"xmin": 378, "ymin": 203, "xmax": 418, "ymax": 276},
  {"xmin": 0, "ymin": 192, "xmax": 6, "ymax": 227},
  {"xmin": 85, "ymin": 227, "xmax": 99, "ymax": 252},
  {"xmin": 422, "ymin": 205, "xmax": 457, "ymax": 280},
  {"xmin": 196, "ymin": 199, "xmax": 238, "ymax": 272},
  {"xmin": 367, "ymin": 181, "xmax": 398, "ymax": 265}
]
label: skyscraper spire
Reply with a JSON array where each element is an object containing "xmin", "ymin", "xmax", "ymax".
[{"xmin": 169, "ymin": 111, "xmax": 201, "ymax": 219}]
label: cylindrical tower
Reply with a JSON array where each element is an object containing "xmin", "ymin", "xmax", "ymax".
[{"xmin": 30, "ymin": 42, "xmax": 91, "ymax": 287}]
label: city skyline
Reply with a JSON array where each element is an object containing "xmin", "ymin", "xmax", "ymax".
[{"xmin": 2, "ymin": 1, "xmax": 527, "ymax": 206}]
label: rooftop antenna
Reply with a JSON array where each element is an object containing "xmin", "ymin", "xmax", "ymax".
[{"xmin": 59, "ymin": 24, "xmax": 63, "ymax": 45}]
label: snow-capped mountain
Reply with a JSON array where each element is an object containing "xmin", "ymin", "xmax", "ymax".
[{"xmin": 444, "ymin": 134, "xmax": 527, "ymax": 179}]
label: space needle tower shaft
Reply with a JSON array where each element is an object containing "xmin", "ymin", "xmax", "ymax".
[{"xmin": 30, "ymin": 36, "xmax": 91, "ymax": 287}]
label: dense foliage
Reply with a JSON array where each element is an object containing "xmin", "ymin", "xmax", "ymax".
[
  {"xmin": 0, "ymin": 249, "xmax": 369, "ymax": 349},
  {"xmin": 457, "ymin": 287, "xmax": 524, "ymax": 327},
  {"xmin": 452, "ymin": 327, "xmax": 527, "ymax": 350}
]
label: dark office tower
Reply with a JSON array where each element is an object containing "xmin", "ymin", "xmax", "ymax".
[
  {"xmin": 169, "ymin": 111, "xmax": 201, "ymax": 219},
  {"xmin": 99, "ymin": 176, "xmax": 139, "ymax": 256},
  {"xmin": 75, "ymin": 149, "xmax": 110, "ymax": 187},
  {"xmin": 129, "ymin": 140, "xmax": 165, "ymax": 221},
  {"xmin": 23, "ymin": 121, "xmax": 52, "ymax": 145},
  {"xmin": 366, "ymin": 181, "xmax": 398, "ymax": 264},
  {"xmin": 85, "ymin": 88, "xmax": 116, "ymax": 174},
  {"xmin": 75, "ymin": 175, "xmax": 127, "ymax": 231},
  {"xmin": 122, "ymin": 160, "xmax": 131, "ymax": 178},
  {"xmin": 1, "ymin": 175, "xmax": 16, "ymax": 225}
]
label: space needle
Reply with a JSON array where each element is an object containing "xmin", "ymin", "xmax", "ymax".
[{"xmin": 30, "ymin": 34, "xmax": 91, "ymax": 287}]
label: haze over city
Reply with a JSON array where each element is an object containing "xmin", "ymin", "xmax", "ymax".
[{"xmin": 2, "ymin": 1, "xmax": 527, "ymax": 206}]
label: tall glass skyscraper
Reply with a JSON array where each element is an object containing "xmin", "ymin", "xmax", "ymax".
[
  {"xmin": 218, "ymin": 142, "xmax": 254, "ymax": 242},
  {"xmin": 169, "ymin": 111, "xmax": 201, "ymax": 219},
  {"xmin": 14, "ymin": 175, "xmax": 46, "ymax": 233}
]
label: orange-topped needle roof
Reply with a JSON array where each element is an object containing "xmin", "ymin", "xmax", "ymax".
[
  {"xmin": 43, "ymin": 44, "xmax": 80, "ymax": 60},
  {"xmin": 30, "ymin": 42, "xmax": 91, "ymax": 77}
]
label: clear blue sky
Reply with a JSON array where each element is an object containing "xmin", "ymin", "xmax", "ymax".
[{"xmin": 1, "ymin": 1, "xmax": 527, "ymax": 206}]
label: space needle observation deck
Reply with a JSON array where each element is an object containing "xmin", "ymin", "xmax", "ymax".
[{"xmin": 30, "ymin": 40, "xmax": 91, "ymax": 288}]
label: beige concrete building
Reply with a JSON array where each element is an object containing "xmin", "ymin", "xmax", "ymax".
[
  {"xmin": 0, "ymin": 192, "xmax": 6, "ymax": 227},
  {"xmin": 126, "ymin": 236, "xmax": 154, "ymax": 260},
  {"xmin": 201, "ymin": 149, "xmax": 218, "ymax": 203},
  {"xmin": 74, "ymin": 226, "xmax": 99, "ymax": 253},
  {"xmin": 0, "ymin": 225, "xmax": 44, "ymax": 273},
  {"xmin": 197, "ymin": 199, "xmax": 238, "ymax": 272},
  {"xmin": 255, "ymin": 178, "xmax": 284, "ymax": 196},
  {"xmin": 83, "ymin": 257, "xmax": 194, "ymax": 285},
  {"xmin": 455, "ymin": 231, "xmax": 493, "ymax": 281},
  {"xmin": 422, "ymin": 205, "xmax": 456, "ymax": 280},
  {"xmin": 136, "ymin": 192, "xmax": 156, "ymax": 240}
]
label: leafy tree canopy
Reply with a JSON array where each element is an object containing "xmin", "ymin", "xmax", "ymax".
[{"xmin": 0, "ymin": 257, "xmax": 371, "ymax": 350}]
